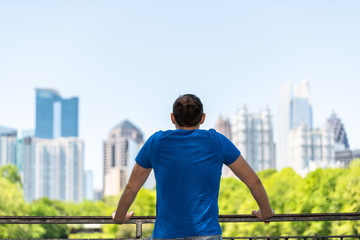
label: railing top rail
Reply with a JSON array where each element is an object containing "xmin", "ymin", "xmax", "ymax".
[{"xmin": 1, "ymin": 212, "xmax": 360, "ymax": 224}]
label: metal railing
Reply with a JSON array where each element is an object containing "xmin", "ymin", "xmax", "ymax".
[{"xmin": 1, "ymin": 213, "xmax": 360, "ymax": 239}]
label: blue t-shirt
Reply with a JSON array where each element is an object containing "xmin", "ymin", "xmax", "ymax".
[{"xmin": 135, "ymin": 129, "xmax": 240, "ymax": 239}]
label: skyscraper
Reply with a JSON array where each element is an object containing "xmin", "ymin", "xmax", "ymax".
[
  {"xmin": 103, "ymin": 120, "xmax": 145, "ymax": 196},
  {"xmin": 35, "ymin": 89, "xmax": 78, "ymax": 139},
  {"xmin": 215, "ymin": 116, "xmax": 232, "ymax": 140},
  {"xmin": 327, "ymin": 112, "xmax": 350, "ymax": 151},
  {"xmin": 277, "ymin": 80, "xmax": 335, "ymax": 174},
  {"xmin": 290, "ymin": 80, "xmax": 313, "ymax": 130},
  {"xmin": 61, "ymin": 97, "xmax": 79, "ymax": 137},
  {"xmin": 277, "ymin": 80, "xmax": 313, "ymax": 170},
  {"xmin": 22, "ymin": 137, "xmax": 84, "ymax": 202},
  {"xmin": 0, "ymin": 125, "xmax": 17, "ymax": 167},
  {"xmin": 215, "ymin": 116, "xmax": 233, "ymax": 177},
  {"xmin": 276, "ymin": 81, "xmax": 292, "ymax": 170},
  {"xmin": 18, "ymin": 89, "xmax": 84, "ymax": 202},
  {"xmin": 232, "ymin": 104, "xmax": 275, "ymax": 172}
]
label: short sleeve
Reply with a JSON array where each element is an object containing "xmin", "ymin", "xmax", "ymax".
[
  {"xmin": 217, "ymin": 132, "xmax": 241, "ymax": 166},
  {"xmin": 135, "ymin": 134, "xmax": 155, "ymax": 169}
]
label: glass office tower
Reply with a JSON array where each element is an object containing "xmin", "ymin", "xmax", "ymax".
[
  {"xmin": 35, "ymin": 89, "xmax": 78, "ymax": 139},
  {"xmin": 290, "ymin": 80, "xmax": 313, "ymax": 130},
  {"xmin": 61, "ymin": 97, "xmax": 79, "ymax": 137}
]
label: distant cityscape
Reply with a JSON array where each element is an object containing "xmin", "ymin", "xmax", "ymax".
[{"xmin": 0, "ymin": 81, "xmax": 359, "ymax": 203}]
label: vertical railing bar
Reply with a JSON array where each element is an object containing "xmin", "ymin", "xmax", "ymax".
[{"xmin": 136, "ymin": 222, "xmax": 142, "ymax": 238}]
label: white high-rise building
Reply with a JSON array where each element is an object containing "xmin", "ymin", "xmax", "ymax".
[
  {"xmin": 311, "ymin": 124, "xmax": 335, "ymax": 170},
  {"xmin": 277, "ymin": 80, "xmax": 335, "ymax": 174},
  {"xmin": 276, "ymin": 81, "xmax": 292, "ymax": 170},
  {"xmin": 0, "ymin": 126, "xmax": 17, "ymax": 167},
  {"xmin": 22, "ymin": 137, "xmax": 84, "ymax": 202},
  {"xmin": 232, "ymin": 104, "xmax": 275, "ymax": 172},
  {"xmin": 288, "ymin": 122, "xmax": 335, "ymax": 175},
  {"xmin": 277, "ymin": 80, "xmax": 313, "ymax": 170}
]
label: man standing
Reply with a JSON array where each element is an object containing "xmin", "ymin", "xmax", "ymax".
[{"xmin": 112, "ymin": 94, "xmax": 274, "ymax": 239}]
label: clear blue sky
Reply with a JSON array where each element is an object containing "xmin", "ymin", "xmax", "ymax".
[{"xmin": 1, "ymin": 1, "xmax": 359, "ymax": 189}]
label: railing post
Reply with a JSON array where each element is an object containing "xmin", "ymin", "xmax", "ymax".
[{"xmin": 136, "ymin": 222, "xmax": 142, "ymax": 238}]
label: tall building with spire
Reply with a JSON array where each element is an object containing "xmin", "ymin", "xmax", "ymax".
[
  {"xmin": 277, "ymin": 80, "xmax": 335, "ymax": 174},
  {"xmin": 277, "ymin": 80, "xmax": 313, "ymax": 170},
  {"xmin": 327, "ymin": 112, "xmax": 350, "ymax": 151},
  {"xmin": 290, "ymin": 80, "xmax": 313, "ymax": 130},
  {"xmin": 327, "ymin": 112, "xmax": 353, "ymax": 167},
  {"xmin": 232, "ymin": 104, "xmax": 275, "ymax": 172},
  {"xmin": 103, "ymin": 120, "xmax": 146, "ymax": 196}
]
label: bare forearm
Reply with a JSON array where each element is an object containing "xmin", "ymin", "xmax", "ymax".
[
  {"xmin": 228, "ymin": 155, "xmax": 274, "ymax": 220},
  {"xmin": 111, "ymin": 163, "xmax": 152, "ymax": 224},
  {"xmin": 113, "ymin": 185, "xmax": 138, "ymax": 221},
  {"xmin": 248, "ymin": 179, "xmax": 273, "ymax": 218}
]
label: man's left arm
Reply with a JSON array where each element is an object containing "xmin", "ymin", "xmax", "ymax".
[{"xmin": 112, "ymin": 163, "xmax": 152, "ymax": 224}]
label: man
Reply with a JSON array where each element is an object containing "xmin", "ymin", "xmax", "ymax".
[{"xmin": 112, "ymin": 94, "xmax": 274, "ymax": 239}]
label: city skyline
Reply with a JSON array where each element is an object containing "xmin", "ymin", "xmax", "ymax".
[{"xmin": 1, "ymin": 1, "xmax": 360, "ymax": 189}]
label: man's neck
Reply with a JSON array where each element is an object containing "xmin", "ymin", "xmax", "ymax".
[{"xmin": 175, "ymin": 125, "xmax": 200, "ymax": 130}]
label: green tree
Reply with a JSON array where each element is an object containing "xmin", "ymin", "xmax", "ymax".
[
  {"xmin": 330, "ymin": 159, "xmax": 360, "ymax": 234},
  {"xmin": 30, "ymin": 198, "xmax": 69, "ymax": 238},
  {"xmin": 0, "ymin": 164, "xmax": 22, "ymax": 187},
  {"xmin": 0, "ymin": 165, "xmax": 44, "ymax": 238}
]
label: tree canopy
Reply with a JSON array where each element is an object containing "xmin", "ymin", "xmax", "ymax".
[{"xmin": 0, "ymin": 160, "xmax": 359, "ymax": 238}]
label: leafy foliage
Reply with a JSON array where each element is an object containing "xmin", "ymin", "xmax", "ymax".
[
  {"xmin": 0, "ymin": 167, "xmax": 43, "ymax": 238},
  {"xmin": 0, "ymin": 164, "xmax": 22, "ymax": 187},
  {"xmin": 1, "ymin": 161, "xmax": 360, "ymax": 238}
]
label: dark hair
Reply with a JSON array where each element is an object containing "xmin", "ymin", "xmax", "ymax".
[{"xmin": 173, "ymin": 94, "xmax": 203, "ymax": 127}]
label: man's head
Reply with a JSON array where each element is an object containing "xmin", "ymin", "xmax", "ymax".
[{"xmin": 172, "ymin": 94, "xmax": 205, "ymax": 128}]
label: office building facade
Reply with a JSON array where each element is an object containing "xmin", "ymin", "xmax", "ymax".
[
  {"xmin": 215, "ymin": 116, "xmax": 232, "ymax": 140},
  {"xmin": 287, "ymin": 122, "xmax": 335, "ymax": 175},
  {"xmin": 35, "ymin": 89, "xmax": 78, "ymax": 139},
  {"xmin": 327, "ymin": 113, "xmax": 350, "ymax": 151},
  {"xmin": 103, "ymin": 120, "xmax": 147, "ymax": 196},
  {"xmin": 290, "ymin": 80, "xmax": 313, "ymax": 130},
  {"xmin": 277, "ymin": 80, "xmax": 336, "ymax": 174},
  {"xmin": 0, "ymin": 126, "xmax": 17, "ymax": 167},
  {"xmin": 22, "ymin": 137, "xmax": 84, "ymax": 202},
  {"xmin": 214, "ymin": 116, "xmax": 233, "ymax": 177},
  {"xmin": 277, "ymin": 80, "xmax": 313, "ymax": 170},
  {"xmin": 232, "ymin": 105, "xmax": 275, "ymax": 172}
]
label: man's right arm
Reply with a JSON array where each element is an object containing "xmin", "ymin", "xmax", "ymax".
[{"xmin": 228, "ymin": 154, "xmax": 274, "ymax": 221}]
